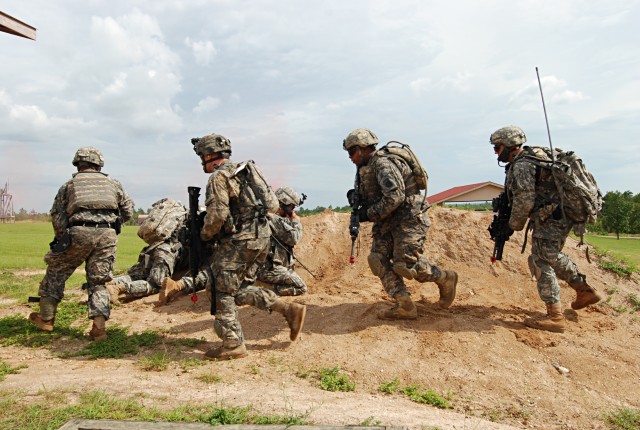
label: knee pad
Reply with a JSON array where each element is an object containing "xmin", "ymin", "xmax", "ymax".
[{"xmin": 367, "ymin": 252, "xmax": 388, "ymax": 278}]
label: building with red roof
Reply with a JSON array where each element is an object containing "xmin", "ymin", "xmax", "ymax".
[{"xmin": 427, "ymin": 181, "xmax": 503, "ymax": 206}]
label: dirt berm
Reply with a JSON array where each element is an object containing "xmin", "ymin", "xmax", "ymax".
[{"xmin": 1, "ymin": 207, "xmax": 639, "ymax": 429}]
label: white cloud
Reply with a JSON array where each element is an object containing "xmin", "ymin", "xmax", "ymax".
[
  {"xmin": 184, "ymin": 37, "xmax": 217, "ymax": 65},
  {"xmin": 193, "ymin": 96, "xmax": 221, "ymax": 114}
]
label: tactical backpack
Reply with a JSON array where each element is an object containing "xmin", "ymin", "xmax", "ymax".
[
  {"xmin": 377, "ymin": 141, "xmax": 429, "ymax": 193},
  {"xmin": 521, "ymin": 146, "xmax": 603, "ymax": 234},
  {"xmin": 233, "ymin": 160, "xmax": 279, "ymax": 214},
  {"xmin": 137, "ymin": 198, "xmax": 188, "ymax": 245}
]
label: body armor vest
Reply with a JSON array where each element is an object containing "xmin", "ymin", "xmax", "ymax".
[
  {"xmin": 66, "ymin": 172, "xmax": 119, "ymax": 216},
  {"xmin": 357, "ymin": 153, "xmax": 419, "ymax": 207}
]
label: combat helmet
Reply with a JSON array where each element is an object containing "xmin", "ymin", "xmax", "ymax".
[
  {"xmin": 489, "ymin": 126, "xmax": 527, "ymax": 148},
  {"xmin": 192, "ymin": 133, "xmax": 232, "ymax": 156},
  {"xmin": 343, "ymin": 128, "xmax": 379, "ymax": 151},
  {"xmin": 275, "ymin": 186, "xmax": 302, "ymax": 207},
  {"xmin": 72, "ymin": 147, "xmax": 105, "ymax": 167}
]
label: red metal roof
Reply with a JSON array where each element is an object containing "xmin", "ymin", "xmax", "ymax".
[{"xmin": 427, "ymin": 181, "xmax": 503, "ymax": 205}]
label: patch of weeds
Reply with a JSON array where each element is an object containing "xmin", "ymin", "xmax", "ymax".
[
  {"xmin": 296, "ymin": 367, "xmax": 355, "ymax": 392},
  {"xmin": 401, "ymin": 384, "xmax": 451, "ymax": 409},
  {"xmin": 248, "ymin": 364, "xmax": 261, "ymax": 375},
  {"xmin": 70, "ymin": 326, "xmax": 162, "ymax": 359},
  {"xmin": 318, "ymin": 367, "xmax": 355, "ymax": 392},
  {"xmin": 0, "ymin": 360, "xmax": 27, "ymax": 382},
  {"xmin": 0, "ymin": 301, "xmax": 86, "ymax": 348},
  {"xmin": 137, "ymin": 351, "xmax": 171, "ymax": 371},
  {"xmin": 267, "ymin": 355, "xmax": 284, "ymax": 366},
  {"xmin": 196, "ymin": 371, "xmax": 222, "ymax": 384},
  {"xmin": 379, "ymin": 377, "xmax": 401, "ymax": 394},
  {"xmin": 613, "ymin": 305, "xmax": 628, "ymax": 314},
  {"xmin": 359, "ymin": 416, "xmax": 382, "ymax": 426},
  {"xmin": 628, "ymin": 293, "xmax": 640, "ymax": 313},
  {"xmin": 179, "ymin": 358, "xmax": 207, "ymax": 373},
  {"xmin": 597, "ymin": 251, "xmax": 637, "ymax": 277},
  {"xmin": 199, "ymin": 404, "xmax": 308, "ymax": 426},
  {"xmin": 604, "ymin": 406, "xmax": 640, "ymax": 430}
]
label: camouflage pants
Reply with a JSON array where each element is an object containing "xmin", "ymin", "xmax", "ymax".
[
  {"xmin": 182, "ymin": 269, "xmax": 210, "ymax": 294},
  {"xmin": 38, "ymin": 226, "xmax": 117, "ymax": 320},
  {"xmin": 530, "ymin": 218, "xmax": 584, "ymax": 304},
  {"xmin": 369, "ymin": 211, "xmax": 441, "ymax": 298},
  {"xmin": 210, "ymin": 236, "xmax": 278, "ymax": 348},
  {"xmin": 257, "ymin": 264, "xmax": 307, "ymax": 296},
  {"xmin": 113, "ymin": 244, "xmax": 177, "ymax": 297}
]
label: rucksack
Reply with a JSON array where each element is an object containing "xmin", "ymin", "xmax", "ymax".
[
  {"xmin": 377, "ymin": 141, "xmax": 429, "ymax": 193},
  {"xmin": 521, "ymin": 146, "xmax": 603, "ymax": 231},
  {"xmin": 233, "ymin": 160, "xmax": 279, "ymax": 214},
  {"xmin": 137, "ymin": 198, "xmax": 188, "ymax": 245}
]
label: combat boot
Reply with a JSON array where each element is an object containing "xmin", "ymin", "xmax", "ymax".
[
  {"xmin": 105, "ymin": 281, "xmax": 125, "ymax": 305},
  {"xmin": 28, "ymin": 296, "xmax": 57, "ymax": 332},
  {"xmin": 524, "ymin": 302, "xmax": 566, "ymax": 333},
  {"xmin": 271, "ymin": 299, "xmax": 307, "ymax": 341},
  {"xmin": 89, "ymin": 316, "xmax": 107, "ymax": 340},
  {"xmin": 158, "ymin": 278, "xmax": 185, "ymax": 305},
  {"xmin": 570, "ymin": 281, "xmax": 603, "ymax": 310},
  {"xmin": 378, "ymin": 295, "xmax": 417, "ymax": 320},
  {"xmin": 204, "ymin": 343, "xmax": 248, "ymax": 361},
  {"xmin": 435, "ymin": 270, "xmax": 458, "ymax": 309},
  {"xmin": 28, "ymin": 313, "xmax": 54, "ymax": 332}
]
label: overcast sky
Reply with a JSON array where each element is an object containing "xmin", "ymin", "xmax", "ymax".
[{"xmin": 1, "ymin": 0, "xmax": 639, "ymax": 213}]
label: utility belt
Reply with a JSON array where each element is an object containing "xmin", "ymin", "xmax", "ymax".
[
  {"xmin": 71, "ymin": 218, "xmax": 122, "ymax": 234},
  {"xmin": 71, "ymin": 221, "xmax": 115, "ymax": 229}
]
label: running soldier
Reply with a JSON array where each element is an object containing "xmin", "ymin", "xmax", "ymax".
[
  {"xmin": 257, "ymin": 186, "xmax": 308, "ymax": 296},
  {"xmin": 343, "ymin": 128, "xmax": 458, "ymax": 319},
  {"xmin": 29, "ymin": 147, "xmax": 134, "ymax": 340},
  {"xmin": 191, "ymin": 133, "xmax": 306, "ymax": 360},
  {"xmin": 490, "ymin": 125, "xmax": 603, "ymax": 333}
]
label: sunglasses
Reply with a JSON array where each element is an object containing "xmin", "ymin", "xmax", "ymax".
[
  {"xmin": 347, "ymin": 147, "xmax": 358, "ymax": 156},
  {"xmin": 493, "ymin": 144, "xmax": 502, "ymax": 152}
]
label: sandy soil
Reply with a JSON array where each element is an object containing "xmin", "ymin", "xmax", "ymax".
[{"xmin": 1, "ymin": 207, "xmax": 639, "ymax": 429}]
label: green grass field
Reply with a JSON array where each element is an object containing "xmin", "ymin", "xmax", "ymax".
[
  {"xmin": 0, "ymin": 222, "xmax": 145, "ymax": 272},
  {"xmin": 584, "ymin": 234, "xmax": 640, "ymax": 267}
]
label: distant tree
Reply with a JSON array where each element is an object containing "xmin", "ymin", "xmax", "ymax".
[
  {"xmin": 602, "ymin": 191, "xmax": 634, "ymax": 239},
  {"xmin": 629, "ymin": 193, "xmax": 640, "ymax": 234}
]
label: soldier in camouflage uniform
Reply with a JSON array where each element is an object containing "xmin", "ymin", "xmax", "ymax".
[
  {"xmin": 490, "ymin": 125, "xmax": 603, "ymax": 333},
  {"xmin": 343, "ymin": 128, "xmax": 458, "ymax": 320},
  {"xmin": 257, "ymin": 186, "xmax": 308, "ymax": 296},
  {"xmin": 191, "ymin": 133, "xmax": 306, "ymax": 360},
  {"xmin": 106, "ymin": 235, "xmax": 189, "ymax": 304},
  {"xmin": 29, "ymin": 147, "xmax": 134, "ymax": 340}
]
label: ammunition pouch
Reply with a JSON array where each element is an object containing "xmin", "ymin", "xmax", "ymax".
[{"xmin": 50, "ymin": 230, "xmax": 72, "ymax": 253}]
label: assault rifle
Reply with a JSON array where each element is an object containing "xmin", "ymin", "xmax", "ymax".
[
  {"xmin": 187, "ymin": 186, "xmax": 216, "ymax": 314},
  {"xmin": 347, "ymin": 188, "xmax": 362, "ymax": 264},
  {"xmin": 487, "ymin": 192, "xmax": 514, "ymax": 262}
]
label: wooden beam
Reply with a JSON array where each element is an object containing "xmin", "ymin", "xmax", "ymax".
[{"xmin": 0, "ymin": 11, "xmax": 36, "ymax": 40}]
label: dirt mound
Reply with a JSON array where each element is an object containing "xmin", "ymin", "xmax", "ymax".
[{"xmin": 2, "ymin": 207, "xmax": 639, "ymax": 429}]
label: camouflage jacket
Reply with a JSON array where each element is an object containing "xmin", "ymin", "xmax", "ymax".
[
  {"xmin": 50, "ymin": 169, "xmax": 134, "ymax": 237},
  {"xmin": 201, "ymin": 159, "xmax": 270, "ymax": 242},
  {"xmin": 356, "ymin": 151, "xmax": 421, "ymax": 223},
  {"xmin": 506, "ymin": 146, "xmax": 562, "ymax": 231},
  {"xmin": 267, "ymin": 214, "xmax": 302, "ymax": 268}
]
